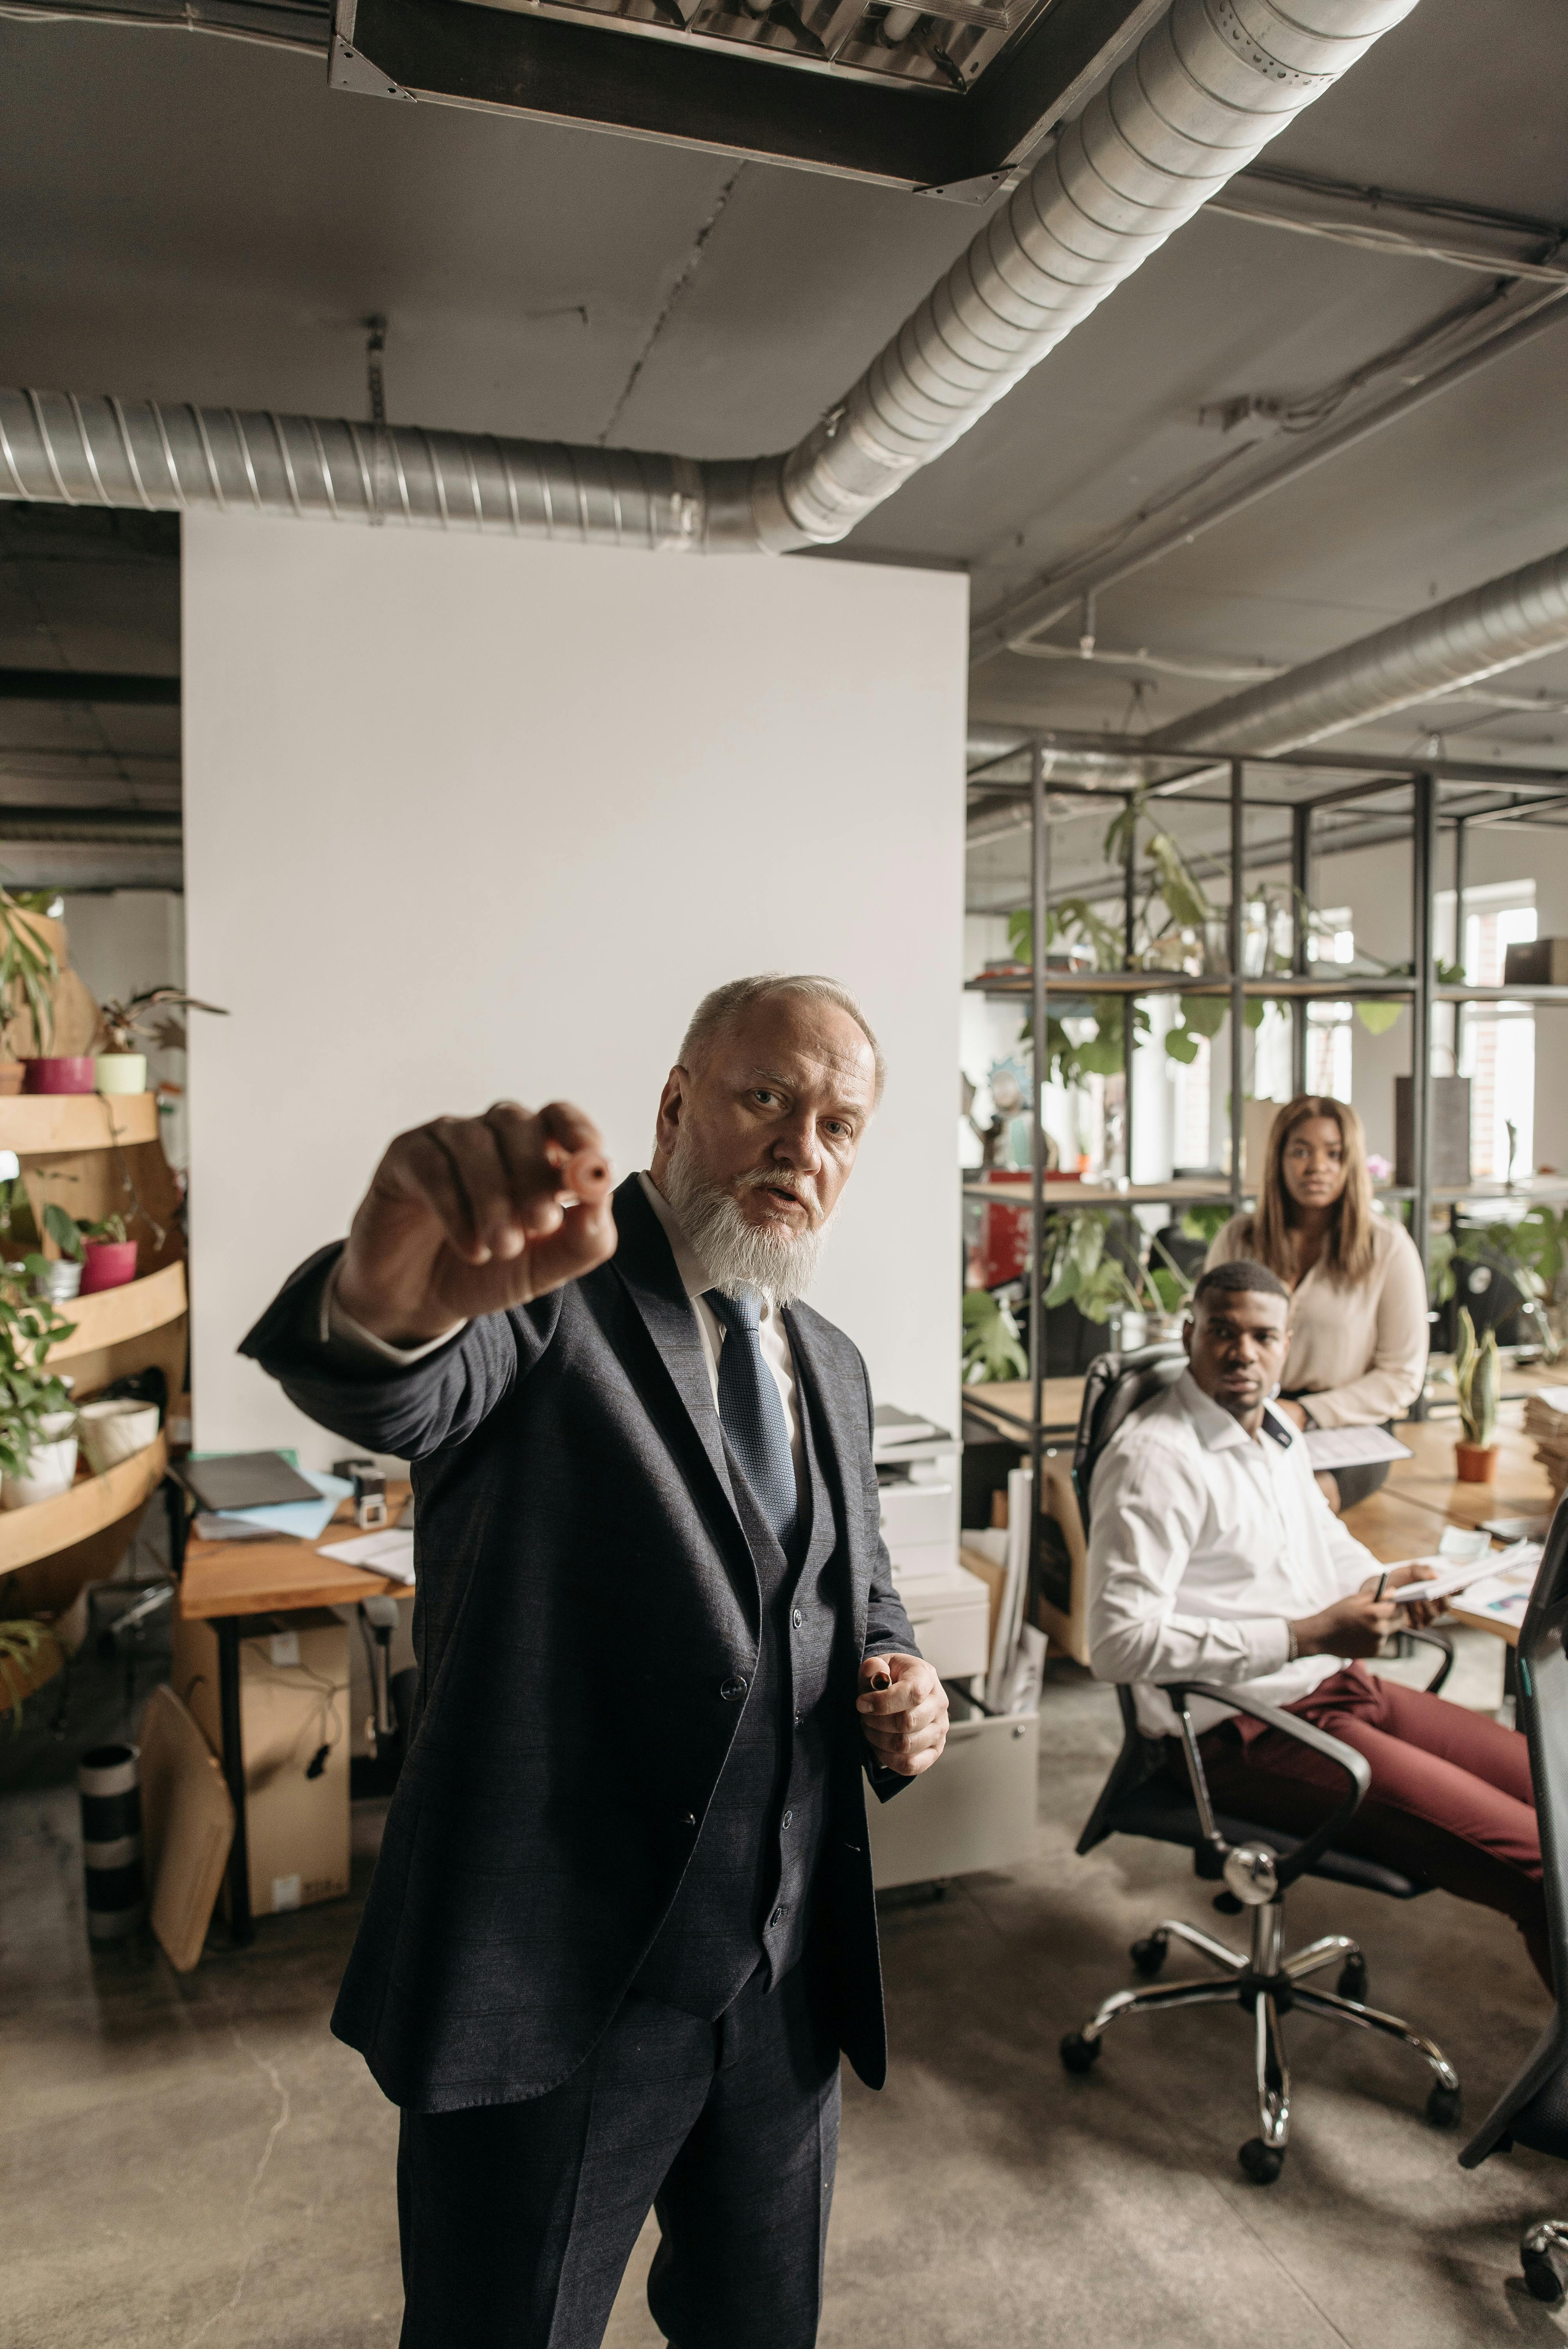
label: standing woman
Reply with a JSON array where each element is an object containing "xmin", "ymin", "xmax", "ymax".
[{"xmin": 1205, "ymin": 1095, "xmax": 1429, "ymax": 1511}]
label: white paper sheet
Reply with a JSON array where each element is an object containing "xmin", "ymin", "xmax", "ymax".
[
  {"xmin": 317, "ymin": 1528, "xmax": 416, "ymax": 1584},
  {"xmin": 1303, "ymin": 1424, "xmax": 1413, "ymax": 1470}
]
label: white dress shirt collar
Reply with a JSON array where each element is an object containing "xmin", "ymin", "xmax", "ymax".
[{"xmin": 1176, "ymin": 1368, "xmax": 1296, "ymax": 1456}]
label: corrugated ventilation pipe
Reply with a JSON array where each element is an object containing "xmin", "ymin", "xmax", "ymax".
[
  {"xmin": 0, "ymin": 0, "xmax": 1415, "ymax": 551},
  {"xmin": 1153, "ymin": 540, "xmax": 1568, "ymax": 753}
]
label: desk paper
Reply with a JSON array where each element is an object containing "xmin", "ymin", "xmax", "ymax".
[
  {"xmin": 318, "ymin": 1528, "xmax": 416, "ymax": 1584},
  {"xmin": 1303, "ymin": 1425, "xmax": 1413, "ymax": 1471}
]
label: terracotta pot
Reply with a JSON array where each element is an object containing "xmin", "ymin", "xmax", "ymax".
[
  {"xmin": 0, "ymin": 1061, "xmax": 23, "ymax": 1096},
  {"xmin": 23, "ymin": 1056, "xmax": 96, "ymax": 1095},
  {"xmin": 1455, "ymin": 1441, "xmax": 1500, "ymax": 1484},
  {"xmin": 80, "ymin": 1239, "xmax": 138, "ymax": 1295}
]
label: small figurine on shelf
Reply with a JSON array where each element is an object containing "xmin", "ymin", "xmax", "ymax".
[{"xmin": 93, "ymin": 989, "xmax": 229, "ymax": 1097}]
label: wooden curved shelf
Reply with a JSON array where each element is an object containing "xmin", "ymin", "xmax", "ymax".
[
  {"xmin": 51, "ymin": 1262, "xmax": 187, "ymax": 1362},
  {"xmin": 0, "ymin": 1093, "xmax": 159, "ymax": 1154},
  {"xmin": 0, "ymin": 1432, "xmax": 167, "ymax": 1578}
]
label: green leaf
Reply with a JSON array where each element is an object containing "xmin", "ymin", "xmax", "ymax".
[
  {"xmin": 1355, "ymin": 1000, "xmax": 1405, "ymax": 1035},
  {"xmin": 1075, "ymin": 1033, "xmax": 1126, "ymax": 1076},
  {"xmin": 1178, "ymin": 993, "xmax": 1228, "ymax": 1040},
  {"xmin": 1164, "ymin": 1029, "xmax": 1200, "ymax": 1064}
]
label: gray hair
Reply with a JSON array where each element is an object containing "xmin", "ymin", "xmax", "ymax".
[{"xmin": 679, "ymin": 973, "xmax": 885, "ymax": 1107}]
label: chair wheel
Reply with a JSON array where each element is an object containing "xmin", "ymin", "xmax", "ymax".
[
  {"xmin": 1523, "ymin": 2243, "xmax": 1568, "ymax": 2306},
  {"xmin": 1130, "ymin": 1934, "xmax": 1168, "ymax": 1978},
  {"xmin": 1336, "ymin": 1957, "xmax": 1368, "ymax": 2003},
  {"xmin": 1238, "ymin": 2138, "xmax": 1284, "ymax": 2184},
  {"xmin": 1060, "ymin": 2031, "xmax": 1101, "ymax": 2075},
  {"xmin": 1426, "ymin": 2082, "xmax": 1462, "ymax": 2130}
]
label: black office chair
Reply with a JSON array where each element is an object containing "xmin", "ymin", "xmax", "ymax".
[
  {"xmin": 1059, "ymin": 1344, "xmax": 1461, "ymax": 2183},
  {"xmin": 1460, "ymin": 1494, "xmax": 1568, "ymax": 2303}
]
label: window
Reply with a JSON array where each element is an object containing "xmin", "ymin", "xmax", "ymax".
[{"xmin": 1436, "ymin": 883, "xmax": 1536, "ymax": 1180}]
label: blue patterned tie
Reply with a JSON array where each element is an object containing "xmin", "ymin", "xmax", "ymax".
[{"xmin": 705, "ymin": 1287, "xmax": 798, "ymax": 1556}]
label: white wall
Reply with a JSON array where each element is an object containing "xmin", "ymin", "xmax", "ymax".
[{"xmin": 182, "ymin": 513, "xmax": 967, "ymax": 1467}]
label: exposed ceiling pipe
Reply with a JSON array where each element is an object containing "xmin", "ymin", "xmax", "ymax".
[
  {"xmin": 1149, "ymin": 540, "xmax": 1568, "ymax": 755},
  {"xmin": 969, "ymin": 284, "xmax": 1568, "ymax": 661},
  {"xmin": 0, "ymin": 0, "xmax": 1417, "ymax": 551}
]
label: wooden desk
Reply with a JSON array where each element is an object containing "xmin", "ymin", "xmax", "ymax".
[{"xmin": 177, "ymin": 1485, "xmax": 413, "ymax": 1945}]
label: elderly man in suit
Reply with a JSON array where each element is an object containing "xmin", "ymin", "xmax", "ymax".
[{"xmin": 242, "ymin": 971, "xmax": 947, "ymax": 2349}]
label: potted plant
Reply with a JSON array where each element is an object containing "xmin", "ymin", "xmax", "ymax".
[
  {"xmin": 962, "ymin": 1288, "xmax": 1030, "ymax": 1385},
  {"xmin": 93, "ymin": 988, "xmax": 229, "ymax": 1096},
  {"xmin": 78, "ymin": 1214, "xmax": 138, "ymax": 1295},
  {"xmin": 0, "ymin": 1266, "xmax": 78, "ymax": 1508},
  {"xmin": 1042, "ymin": 1208, "xmax": 1194, "ymax": 1348},
  {"xmin": 34, "ymin": 1206, "xmax": 138, "ymax": 1297},
  {"xmin": 1453, "ymin": 1306, "xmax": 1500, "ymax": 1483},
  {"xmin": 0, "ymin": 892, "xmax": 84, "ymax": 1094}
]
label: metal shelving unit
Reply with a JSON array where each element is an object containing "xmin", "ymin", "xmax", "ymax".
[{"xmin": 970, "ymin": 735, "xmax": 1568, "ymax": 1604}]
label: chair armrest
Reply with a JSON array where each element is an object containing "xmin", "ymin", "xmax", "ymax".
[
  {"xmin": 1397, "ymin": 1624, "xmax": 1454, "ymax": 1694},
  {"xmin": 1161, "ymin": 1679, "xmax": 1371, "ymax": 1897}
]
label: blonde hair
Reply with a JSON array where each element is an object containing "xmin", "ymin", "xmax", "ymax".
[{"xmin": 1234, "ymin": 1094, "xmax": 1376, "ymax": 1287}]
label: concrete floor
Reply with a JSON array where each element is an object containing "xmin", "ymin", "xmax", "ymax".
[{"xmin": 4, "ymin": 1632, "xmax": 1566, "ymax": 2348}]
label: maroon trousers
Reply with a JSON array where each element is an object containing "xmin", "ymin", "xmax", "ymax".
[{"xmin": 1188, "ymin": 1663, "xmax": 1550, "ymax": 1991}]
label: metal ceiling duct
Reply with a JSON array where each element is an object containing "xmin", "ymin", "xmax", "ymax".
[
  {"xmin": 1153, "ymin": 540, "xmax": 1568, "ymax": 754},
  {"xmin": 0, "ymin": 0, "xmax": 1415, "ymax": 552}
]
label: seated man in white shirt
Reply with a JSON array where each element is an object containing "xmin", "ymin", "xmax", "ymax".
[{"xmin": 1087, "ymin": 1258, "xmax": 1549, "ymax": 1991}]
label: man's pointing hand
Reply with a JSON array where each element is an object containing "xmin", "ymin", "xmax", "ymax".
[{"xmin": 336, "ymin": 1101, "xmax": 617, "ymax": 1346}]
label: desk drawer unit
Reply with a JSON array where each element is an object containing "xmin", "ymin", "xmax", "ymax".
[
  {"xmin": 891, "ymin": 1559, "xmax": 991, "ymax": 1681},
  {"xmin": 867, "ymin": 1709, "xmax": 1039, "ymax": 1889}
]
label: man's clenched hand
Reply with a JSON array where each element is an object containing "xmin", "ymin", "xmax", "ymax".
[
  {"xmin": 856, "ymin": 1653, "xmax": 949, "ymax": 1778},
  {"xmin": 335, "ymin": 1101, "xmax": 616, "ymax": 1347}
]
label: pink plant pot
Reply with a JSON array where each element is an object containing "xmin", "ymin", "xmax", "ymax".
[
  {"xmin": 23, "ymin": 1057, "xmax": 97, "ymax": 1095},
  {"xmin": 80, "ymin": 1239, "xmax": 139, "ymax": 1294}
]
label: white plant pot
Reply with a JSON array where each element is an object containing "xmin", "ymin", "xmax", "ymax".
[
  {"xmin": 33, "ymin": 1258, "xmax": 82, "ymax": 1301},
  {"xmin": 94, "ymin": 1053, "xmax": 147, "ymax": 1096},
  {"xmin": 77, "ymin": 1399, "xmax": 160, "ymax": 1474},
  {"xmin": 4, "ymin": 1431, "xmax": 78, "ymax": 1508}
]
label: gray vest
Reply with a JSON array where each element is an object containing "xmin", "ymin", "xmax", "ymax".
[{"xmin": 633, "ymin": 1351, "xmax": 848, "ymax": 2018}]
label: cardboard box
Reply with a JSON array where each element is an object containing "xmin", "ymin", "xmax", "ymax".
[{"xmin": 171, "ymin": 1609, "xmax": 351, "ymax": 1919}]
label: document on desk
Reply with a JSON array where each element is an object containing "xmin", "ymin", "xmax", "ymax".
[
  {"xmin": 194, "ymin": 1470, "xmax": 353, "ymax": 1544},
  {"xmin": 1389, "ymin": 1539, "xmax": 1543, "ymax": 1608},
  {"xmin": 1303, "ymin": 1425, "xmax": 1413, "ymax": 1470},
  {"xmin": 318, "ymin": 1528, "xmax": 416, "ymax": 1584},
  {"xmin": 1436, "ymin": 1541, "xmax": 1544, "ymax": 1626}
]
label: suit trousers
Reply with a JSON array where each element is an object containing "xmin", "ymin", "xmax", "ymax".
[
  {"xmin": 396, "ymin": 1962, "xmax": 841, "ymax": 2349},
  {"xmin": 1188, "ymin": 1661, "xmax": 1549, "ymax": 1989}
]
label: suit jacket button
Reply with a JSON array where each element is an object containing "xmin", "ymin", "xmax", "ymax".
[
  {"xmin": 720, "ymin": 1675, "xmax": 748, "ymax": 1702},
  {"xmin": 791, "ymin": 1608, "xmax": 804, "ymax": 1629}
]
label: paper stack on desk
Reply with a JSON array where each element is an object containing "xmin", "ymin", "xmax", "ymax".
[{"xmin": 1524, "ymin": 1389, "xmax": 1568, "ymax": 1504}]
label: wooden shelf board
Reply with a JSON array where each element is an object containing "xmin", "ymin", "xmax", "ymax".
[
  {"xmin": 967, "ymin": 973, "xmax": 1418, "ymax": 1001},
  {"xmin": 50, "ymin": 1261, "xmax": 187, "ymax": 1361},
  {"xmin": 0, "ymin": 1093, "xmax": 159, "ymax": 1154},
  {"xmin": 0, "ymin": 1432, "xmax": 166, "ymax": 1578}
]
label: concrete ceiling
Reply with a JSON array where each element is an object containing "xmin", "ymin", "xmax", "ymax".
[{"xmin": 2, "ymin": 0, "xmax": 1567, "ymax": 893}]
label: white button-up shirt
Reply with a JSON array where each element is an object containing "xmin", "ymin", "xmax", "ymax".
[{"xmin": 1086, "ymin": 1368, "xmax": 1379, "ymax": 1736}]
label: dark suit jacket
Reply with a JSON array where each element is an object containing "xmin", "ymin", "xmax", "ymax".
[{"xmin": 241, "ymin": 1176, "xmax": 918, "ymax": 2114}]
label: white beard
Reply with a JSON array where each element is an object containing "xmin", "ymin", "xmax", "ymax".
[{"xmin": 661, "ymin": 1145, "xmax": 836, "ymax": 1306}]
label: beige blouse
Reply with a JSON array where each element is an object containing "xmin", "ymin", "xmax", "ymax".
[{"xmin": 1205, "ymin": 1209, "xmax": 1428, "ymax": 1428}]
